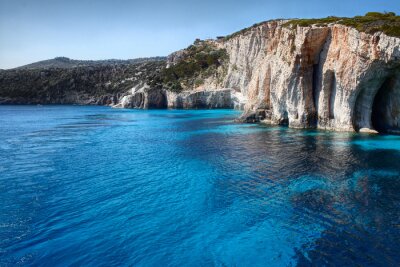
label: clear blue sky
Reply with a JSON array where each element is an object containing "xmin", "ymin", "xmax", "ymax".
[{"xmin": 0, "ymin": 0, "xmax": 399, "ymax": 69}]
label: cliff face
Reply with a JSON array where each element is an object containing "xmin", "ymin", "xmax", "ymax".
[{"xmin": 168, "ymin": 20, "xmax": 399, "ymax": 133}]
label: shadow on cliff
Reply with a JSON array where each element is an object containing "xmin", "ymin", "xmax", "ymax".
[{"xmin": 353, "ymin": 65, "xmax": 400, "ymax": 134}]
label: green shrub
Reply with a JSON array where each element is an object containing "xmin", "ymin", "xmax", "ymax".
[
  {"xmin": 283, "ymin": 12, "xmax": 400, "ymax": 37},
  {"xmin": 169, "ymin": 82, "xmax": 183, "ymax": 92},
  {"xmin": 224, "ymin": 21, "xmax": 268, "ymax": 40},
  {"xmin": 161, "ymin": 42, "xmax": 228, "ymax": 92},
  {"xmin": 194, "ymin": 78, "xmax": 204, "ymax": 87},
  {"xmin": 365, "ymin": 12, "xmax": 396, "ymax": 18}
]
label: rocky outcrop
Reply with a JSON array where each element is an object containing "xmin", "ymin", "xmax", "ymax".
[{"xmin": 113, "ymin": 84, "xmax": 167, "ymax": 109}]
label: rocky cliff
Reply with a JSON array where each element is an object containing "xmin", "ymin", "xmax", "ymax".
[
  {"xmin": 224, "ymin": 21, "xmax": 400, "ymax": 133},
  {"xmin": 162, "ymin": 13, "xmax": 400, "ymax": 134},
  {"xmin": 1, "ymin": 13, "xmax": 400, "ymax": 133}
]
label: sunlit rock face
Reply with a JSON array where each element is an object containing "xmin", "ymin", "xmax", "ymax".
[
  {"xmin": 193, "ymin": 21, "xmax": 400, "ymax": 133},
  {"xmin": 113, "ymin": 84, "xmax": 167, "ymax": 109}
]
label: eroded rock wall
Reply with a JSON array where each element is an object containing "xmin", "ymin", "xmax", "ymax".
[
  {"xmin": 114, "ymin": 87, "xmax": 244, "ymax": 110},
  {"xmin": 199, "ymin": 21, "xmax": 400, "ymax": 132}
]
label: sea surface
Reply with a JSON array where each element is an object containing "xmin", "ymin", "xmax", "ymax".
[{"xmin": 1, "ymin": 105, "xmax": 400, "ymax": 266}]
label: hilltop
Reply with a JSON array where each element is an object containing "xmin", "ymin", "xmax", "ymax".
[{"xmin": 15, "ymin": 56, "xmax": 166, "ymax": 70}]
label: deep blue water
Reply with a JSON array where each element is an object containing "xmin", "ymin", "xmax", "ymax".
[{"xmin": 1, "ymin": 105, "xmax": 400, "ymax": 266}]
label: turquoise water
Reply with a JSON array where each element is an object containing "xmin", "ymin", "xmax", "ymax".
[{"xmin": 1, "ymin": 105, "xmax": 400, "ymax": 266}]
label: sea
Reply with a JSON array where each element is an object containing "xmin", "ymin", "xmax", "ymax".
[{"xmin": 1, "ymin": 105, "xmax": 399, "ymax": 266}]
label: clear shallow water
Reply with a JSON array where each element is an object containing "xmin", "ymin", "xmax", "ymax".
[{"xmin": 1, "ymin": 105, "xmax": 400, "ymax": 266}]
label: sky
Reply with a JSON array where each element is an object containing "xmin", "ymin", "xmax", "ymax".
[{"xmin": 0, "ymin": 0, "xmax": 399, "ymax": 69}]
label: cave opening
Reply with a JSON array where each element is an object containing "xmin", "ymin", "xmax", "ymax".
[{"xmin": 371, "ymin": 77, "xmax": 398, "ymax": 134}]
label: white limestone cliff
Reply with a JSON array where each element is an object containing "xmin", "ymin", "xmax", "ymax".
[{"xmin": 189, "ymin": 21, "xmax": 400, "ymax": 133}]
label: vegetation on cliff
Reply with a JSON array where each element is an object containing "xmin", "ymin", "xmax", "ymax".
[
  {"xmin": 284, "ymin": 12, "xmax": 400, "ymax": 37},
  {"xmin": 161, "ymin": 41, "xmax": 228, "ymax": 92},
  {"xmin": 0, "ymin": 61, "xmax": 166, "ymax": 104},
  {"xmin": 224, "ymin": 21, "xmax": 270, "ymax": 40},
  {"xmin": 222, "ymin": 12, "xmax": 400, "ymax": 40},
  {"xmin": 0, "ymin": 41, "xmax": 229, "ymax": 102},
  {"xmin": 17, "ymin": 57, "xmax": 166, "ymax": 70}
]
